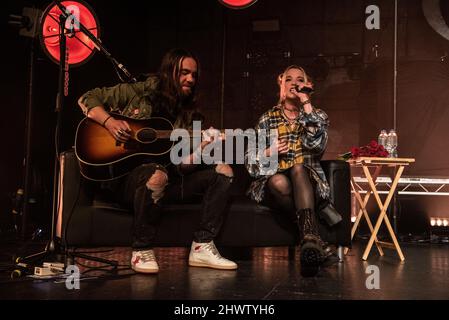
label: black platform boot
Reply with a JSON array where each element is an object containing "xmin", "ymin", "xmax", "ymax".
[
  {"xmin": 321, "ymin": 243, "xmax": 340, "ymax": 267},
  {"xmin": 316, "ymin": 200, "xmax": 342, "ymax": 267},
  {"xmin": 296, "ymin": 208, "xmax": 325, "ymax": 277}
]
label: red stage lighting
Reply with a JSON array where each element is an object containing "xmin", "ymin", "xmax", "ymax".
[
  {"xmin": 219, "ymin": 0, "xmax": 258, "ymax": 9},
  {"xmin": 40, "ymin": 0, "xmax": 99, "ymax": 67}
]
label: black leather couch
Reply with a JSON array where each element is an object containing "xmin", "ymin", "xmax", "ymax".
[{"xmin": 57, "ymin": 150, "xmax": 351, "ymax": 259}]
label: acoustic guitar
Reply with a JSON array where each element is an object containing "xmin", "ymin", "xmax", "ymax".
[
  {"xmin": 75, "ymin": 113, "xmax": 176, "ymax": 181},
  {"xmin": 75, "ymin": 113, "xmax": 229, "ymax": 181}
]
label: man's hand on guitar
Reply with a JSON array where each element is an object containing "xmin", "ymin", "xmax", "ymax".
[
  {"xmin": 201, "ymin": 127, "xmax": 224, "ymax": 149},
  {"xmin": 105, "ymin": 117, "xmax": 132, "ymax": 143}
]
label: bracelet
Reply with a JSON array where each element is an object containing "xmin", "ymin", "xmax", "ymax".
[
  {"xmin": 102, "ymin": 115, "xmax": 112, "ymax": 127},
  {"xmin": 301, "ymin": 99, "xmax": 311, "ymax": 106}
]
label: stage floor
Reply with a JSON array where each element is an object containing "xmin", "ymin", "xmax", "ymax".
[{"xmin": 1, "ymin": 241, "xmax": 448, "ymax": 300}]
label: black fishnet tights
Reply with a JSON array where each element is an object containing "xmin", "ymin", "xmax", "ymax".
[{"xmin": 265, "ymin": 164, "xmax": 314, "ymax": 215}]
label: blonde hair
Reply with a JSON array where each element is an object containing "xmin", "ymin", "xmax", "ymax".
[{"xmin": 277, "ymin": 65, "xmax": 309, "ymax": 105}]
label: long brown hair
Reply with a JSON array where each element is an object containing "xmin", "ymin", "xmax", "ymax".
[{"xmin": 158, "ymin": 48, "xmax": 199, "ymax": 109}]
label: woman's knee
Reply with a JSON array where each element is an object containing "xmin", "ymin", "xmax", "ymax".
[
  {"xmin": 290, "ymin": 164, "xmax": 306, "ymax": 176},
  {"xmin": 267, "ymin": 174, "xmax": 292, "ymax": 196}
]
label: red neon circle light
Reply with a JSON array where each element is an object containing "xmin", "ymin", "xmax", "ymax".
[
  {"xmin": 219, "ymin": 0, "xmax": 258, "ymax": 9},
  {"xmin": 40, "ymin": 0, "xmax": 99, "ymax": 67}
]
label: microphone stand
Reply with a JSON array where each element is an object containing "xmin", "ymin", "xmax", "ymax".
[
  {"xmin": 53, "ymin": 0, "xmax": 136, "ymax": 83},
  {"xmin": 18, "ymin": 13, "xmax": 70, "ymax": 266},
  {"xmin": 17, "ymin": 1, "xmax": 137, "ymax": 271}
]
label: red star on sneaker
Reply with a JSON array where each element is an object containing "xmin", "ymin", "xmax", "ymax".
[
  {"xmin": 195, "ymin": 245, "xmax": 202, "ymax": 251},
  {"xmin": 133, "ymin": 256, "xmax": 140, "ymax": 265}
]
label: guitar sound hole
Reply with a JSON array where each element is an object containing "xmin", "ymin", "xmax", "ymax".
[{"xmin": 137, "ymin": 128, "xmax": 157, "ymax": 143}]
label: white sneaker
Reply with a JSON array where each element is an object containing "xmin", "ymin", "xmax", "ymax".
[
  {"xmin": 131, "ymin": 249, "xmax": 159, "ymax": 274},
  {"xmin": 188, "ymin": 241, "xmax": 237, "ymax": 270}
]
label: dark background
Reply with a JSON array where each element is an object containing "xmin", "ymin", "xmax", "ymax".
[{"xmin": 2, "ymin": 0, "xmax": 449, "ymax": 238}]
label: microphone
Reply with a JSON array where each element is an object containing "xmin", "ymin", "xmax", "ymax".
[{"xmin": 294, "ymin": 85, "xmax": 314, "ymax": 94}]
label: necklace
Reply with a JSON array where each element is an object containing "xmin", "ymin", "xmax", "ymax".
[
  {"xmin": 281, "ymin": 107, "xmax": 299, "ymax": 122},
  {"xmin": 283, "ymin": 106, "xmax": 299, "ymax": 112}
]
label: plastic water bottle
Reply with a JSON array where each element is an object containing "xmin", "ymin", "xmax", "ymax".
[
  {"xmin": 378, "ymin": 129, "xmax": 388, "ymax": 148},
  {"xmin": 387, "ymin": 129, "xmax": 398, "ymax": 158}
]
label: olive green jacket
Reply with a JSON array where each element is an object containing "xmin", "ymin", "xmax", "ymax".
[
  {"xmin": 78, "ymin": 75, "xmax": 200, "ymax": 129},
  {"xmin": 79, "ymin": 76, "xmax": 157, "ymax": 118}
]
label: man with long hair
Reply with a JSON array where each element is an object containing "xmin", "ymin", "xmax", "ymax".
[{"xmin": 78, "ymin": 48, "xmax": 237, "ymax": 273}]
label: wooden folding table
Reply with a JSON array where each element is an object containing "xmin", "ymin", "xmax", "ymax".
[{"xmin": 346, "ymin": 157, "xmax": 415, "ymax": 261}]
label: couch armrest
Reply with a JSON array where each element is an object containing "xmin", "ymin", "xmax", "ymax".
[
  {"xmin": 60, "ymin": 149, "xmax": 95, "ymax": 211},
  {"xmin": 59, "ymin": 149, "xmax": 99, "ymax": 243},
  {"xmin": 320, "ymin": 160, "xmax": 352, "ymax": 247}
]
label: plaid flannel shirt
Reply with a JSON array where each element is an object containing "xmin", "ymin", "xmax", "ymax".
[{"xmin": 245, "ymin": 104, "xmax": 331, "ymax": 203}]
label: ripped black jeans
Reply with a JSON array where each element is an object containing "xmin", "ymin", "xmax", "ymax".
[{"xmin": 117, "ymin": 164, "xmax": 232, "ymax": 249}]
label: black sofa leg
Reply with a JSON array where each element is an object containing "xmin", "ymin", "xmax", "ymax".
[{"xmin": 337, "ymin": 246, "xmax": 344, "ymax": 263}]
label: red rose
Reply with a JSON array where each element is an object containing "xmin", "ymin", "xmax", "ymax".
[
  {"xmin": 369, "ymin": 140, "xmax": 378, "ymax": 148},
  {"xmin": 345, "ymin": 140, "xmax": 389, "ymax": 160},
  {"xmin": 350, "ymin": 147, "xmax": 360, "ymax": 158}
]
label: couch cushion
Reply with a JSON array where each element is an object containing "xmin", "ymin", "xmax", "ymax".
[{"xmin": 62, "ymin": 149, "xmax": 351, "ymax": 248}]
